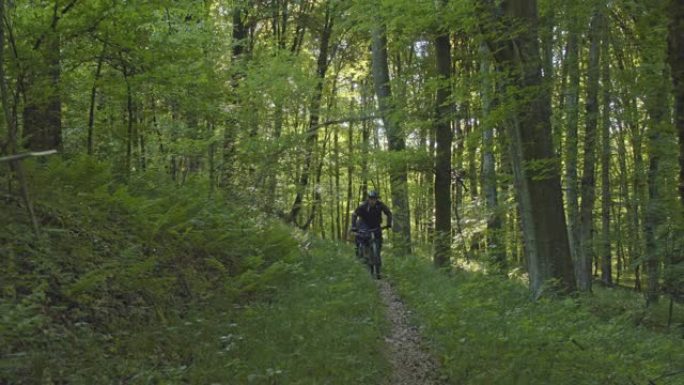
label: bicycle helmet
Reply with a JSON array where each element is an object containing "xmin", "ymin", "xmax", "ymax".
[{"xmin": 368, "ymin": 190, "xmax": 379, "ymax": 199}]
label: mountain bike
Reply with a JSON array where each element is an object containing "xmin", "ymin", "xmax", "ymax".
[{"xmin": 354, "ymin": 227, "xmax": 387, "ymax": 279}]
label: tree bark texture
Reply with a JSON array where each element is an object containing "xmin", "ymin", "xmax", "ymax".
[
  {"xmin": 564, "ymin": 26, "xmax": 581, "ymax": 265},
  {"xmin": 667, "ymin": 0, "xmax": 684, "ymax": 302},
  {"xmin": 433, "ymin": 18, "xmax": 453, "ymax": 267},
  {"xmin": 489, "ymin": 0, "xmax": 576, "ymax": 296},
  {"xmin": 600, "ymin": 25, "xmax": 613, "ymax": 286},
  {"xmin": 671, "ymin": 0, "xmax": 684, "ymax": 206},
  {"xmin": 221, "ymin": 3, "xmax": 251, "ymax": 186},
  {"xmin": 578, "ymin": 11, "xmax": 602, "ymax": 292},
  {"xmin": 480, "ymin": 42, "xmax": 506, "ymax": 270},
  {"xmin": 643, "ymin": 81, "xmax": 669, "ymax": 305}
]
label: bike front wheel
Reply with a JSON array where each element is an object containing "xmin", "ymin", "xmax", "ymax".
[{"xmin": 369, "ymin": 241, "xmax": 381, "ymax": 279}]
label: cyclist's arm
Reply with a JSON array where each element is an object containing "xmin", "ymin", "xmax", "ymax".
[
  {"xmin": 381, "ymin": 203, "xmax": 393, "ymax": 228},
  {"xmin": 350, "ymin": 211, "xmax": 358, "ymax": 231}
]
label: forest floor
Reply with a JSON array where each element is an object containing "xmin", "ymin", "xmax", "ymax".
[{"xmin": 377, "ymin": 279, "xmax": 448, "ymax": 385}]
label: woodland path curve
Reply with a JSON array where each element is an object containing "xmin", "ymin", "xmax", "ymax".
[{"xmin": 376, "ymin": 279, "xmax": 448, "ymax": 385}]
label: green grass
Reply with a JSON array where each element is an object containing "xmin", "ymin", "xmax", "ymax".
[
  {"xmin": 1, "ymin": 157, "xmax": 389, "ymax": 384},
  {"xmin": 208, "ymin": 240, "xmax": 390, "ymax": 384},
  {"xmin": 57, "ymin": 240, "xmax": 390, "ymax": 385},
  {"xmin": 2, "ymin": 233, "xmax": 389, "ymax": 385},
  {"xmin": 386, "ymin": 255, "xmax": 684, "ymax": 385},
  {"xmin": 91, "ymin": 240, "xmax": 389, "ymax": 385}
]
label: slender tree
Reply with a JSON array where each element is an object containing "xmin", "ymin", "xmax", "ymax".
[
  {"xmin": 578, "ymin": 10, "xmax": 602, "ymax": 292},
  {"xmin": 564, "ymin": 10, "xmax": 581, "ymax": 264},
  {"xmin": 222, "ymin": 2, "xmax": 250, "ymax": 186},
  {"xmin": 433, "ymin": 0, "xmax": 453, "ymax": 267},
  {"xmin": 600, "ymin": 22, "xmax": 613, "ymax": 286},
  {"xmin": 480, "ymin": 42, "xmax": 506, "ymax": 270}
]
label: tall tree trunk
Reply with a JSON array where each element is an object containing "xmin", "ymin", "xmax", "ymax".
[
  {"xmin": 488, "ymin": 0, "xmax": 576, "ymax": 296},
  {"xmin": 345, "ymin": 107, "xmax": 354, "ymax": 234},
  {"xmin": 638, "ymin": 1, "xmax": 671, "ymax": 305},
  {"xmin": 222, "ymin": 3, "xmax": 249, "ymax": 186},
  {"xmin": 480, "ymin": 42, "xmax": 506, "ymax": 270},
  {"xmin": 600, "ymin": 26, "xmax": 613, "ymax": 286},
  {"xmin": 371, "ymin": 24, "xmax": 412, "ymax": 253},
  {"xmin": 578, "ymin": 11, "xmax": 603, "ymax": 292},
  {"xmin": 644, "ymin": 125, "xmax": 665, "ymax": 305},
  {"xmin": 433, "ymin": 8, "xmax": 453, "ymax": 267},
  {"xmin": 667, "ymin": 0, "xmax": 684, "ymax": 303},
  {"xmin": 632, "ymin": 116, "xmax": 646, "ymax": 292},
  {"xmin": 616, "ymin": 120, "xmax": 629, "ymax": 284},
  {"xmin": 334, "ymin": 123, "xmax": 341, "ymax": 240},
  {"xmin": 643, "ymin": 80, "xmax": 669, "ymax": 305},
  {"xmin": 670, "ymin": 0, "xmax": 684, "ymax": 207},
  {"xmin": 564, "ymin": 22, "xmax": 581, "ymax": 267},
  {"xmin": 616, "ymin": 50, "xmax": 646, "ymax": 289}
]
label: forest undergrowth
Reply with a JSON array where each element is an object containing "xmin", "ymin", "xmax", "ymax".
[
  {"xmin": 386, "ymin": 254, "xmax": 684, "ymax": 385},
  {"xmin": 2, "ymin": 157, "xmax": 683, "ymax": 385},
  {"xmin": 0, "ymin": 157, "xmax": 388, "ymax": 384}
]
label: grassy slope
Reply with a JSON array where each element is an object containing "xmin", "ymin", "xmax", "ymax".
[
  {"xmin": 1, "ymin": 158, "xmax": 389, "ymax": 384},
  {"xmin": 386, "ymin": 255, "xmax": 683, "ymax": 385}
]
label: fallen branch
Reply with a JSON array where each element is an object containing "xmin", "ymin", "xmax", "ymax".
[{"xmin": 0, "ymin": 149, "xmax": 58, "ymax": 163}]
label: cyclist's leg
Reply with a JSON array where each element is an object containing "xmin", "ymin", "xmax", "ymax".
[
  {"xmin": 363, "ymin": 244, "xmax": 373, "ymax": 273},
  {"xmin": 376, "ymin": 232, "xmax": 383, "ymax": 279},
  {"xmin": 369, "ymin": 239, "xmax": 380, "ymax": 279},
  {"xmin": 354, "ymin": 234, "xmax": 361, "ymax": 259}
]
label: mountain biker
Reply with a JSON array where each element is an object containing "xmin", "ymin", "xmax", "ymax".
[{"xmin": 350, "ymin": 190, "xmax": 392, "ymax": 278}]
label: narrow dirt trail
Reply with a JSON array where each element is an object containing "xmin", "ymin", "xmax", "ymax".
[{"xmin": 376, "ymin": 279, "xmax": 447, "ymax": 385}]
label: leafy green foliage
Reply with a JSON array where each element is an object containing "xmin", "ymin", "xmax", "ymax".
[
  {"xmin": 0, "ymin": 157, "xmax": 304, "ymax": 383},
  {"xmin": 387, "ymin": 256, "xmax": 683, "ymax": 385}
]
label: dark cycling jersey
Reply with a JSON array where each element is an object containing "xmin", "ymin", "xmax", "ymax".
[{"xmin": 352, "ymin": 200, "xmax": 392, "ymax": 230}]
